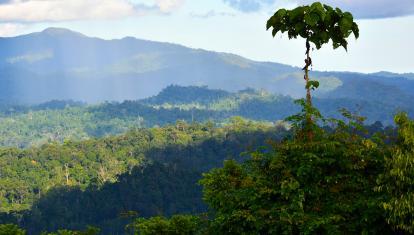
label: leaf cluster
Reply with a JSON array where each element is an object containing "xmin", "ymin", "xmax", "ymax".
[
  {"xmin": 267, "ymin": 2, "xmax": 359, "ymax": 50},
  {"xmin": 0, "ymin": 224, "xmax": 100, "ymax": 235},
  {"xmin": 0, "ymin": 224, "xmax": 25, "ymax": 235},
  {"xmin": 127, "ymin": 215, "xmax": 204, "ymax": 235}
]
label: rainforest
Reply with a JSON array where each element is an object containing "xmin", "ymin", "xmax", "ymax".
[{"xmin": 0, "ymin": 1, "xmax": 413, "ymax": 234}]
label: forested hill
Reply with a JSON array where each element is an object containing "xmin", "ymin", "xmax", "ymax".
[
  {"xmin": 0, "ymin": 104, "xmax": 401, "ymax": 234},
  {"xmin": 0, "ymin": 85, "xmax": 411, "ymax": 148},
  {"xmin": 0, "ymin": 120, "xmax": 288, "ymax": 234},
  {"xmin": 141, "ymin": 85, "xmax": 231, "ymax": 105},
  {"xmin": 0, "ymin": 27, "xmax": 413, "ymax": 103}
]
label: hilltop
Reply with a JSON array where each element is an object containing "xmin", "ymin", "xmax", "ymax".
[{"xmin": 0, "ymin": 28, "xmax": 412, "ymax": 104}]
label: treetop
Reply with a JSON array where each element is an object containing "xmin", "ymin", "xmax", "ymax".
[{"xmin": 267, "ymin": 2, "xmax": 359, "ymax": 50}]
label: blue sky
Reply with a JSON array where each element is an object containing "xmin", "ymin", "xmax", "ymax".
[{"xmin": 0, "ymin": 0, "xmax": 412, "ymax": 73}]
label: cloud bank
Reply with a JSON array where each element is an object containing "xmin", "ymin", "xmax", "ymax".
[
  {"xmin": 0, "ymin": 0, "xmax": 185, "ymax": 22},
  {"xmin": 0, "ymin": 0, "xmax": 136, "ymax": 22},
  {"xmin": 0, "ymin": 23, "xmax": 27, "ymax": 36},
  {"xmin": 223, "ymin": 0, "xmax": 414, "ymax": 19}
]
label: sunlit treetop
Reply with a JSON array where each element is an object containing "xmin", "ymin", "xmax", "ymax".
[{"xmin": 266, "ymin": 2, "xmax": 359, "ymax": 50}]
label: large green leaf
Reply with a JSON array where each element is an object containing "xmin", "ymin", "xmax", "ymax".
[
  {"xmin": 311, "ymin": 2, "xmax": 326, "ymax": 20},
  {"xmin": 289, "ymin": 7, "xmax": 305, "ymax": 22},
  {"xmin": 304, "ymin": 13, "xmax": 319, "ymax": 27},
  {"xmin": 339, "ymin": 13, "xmax": 353, "ymax": 34}
]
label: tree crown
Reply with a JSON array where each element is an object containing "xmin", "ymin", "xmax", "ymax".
[{"xmin": 266, "ymin": 2, "xmax": 359, "ymax": 50}]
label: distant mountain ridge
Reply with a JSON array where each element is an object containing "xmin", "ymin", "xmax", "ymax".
[{"xmin": 0, "ymin": 27, "xmax": 413, "ymax": 106}]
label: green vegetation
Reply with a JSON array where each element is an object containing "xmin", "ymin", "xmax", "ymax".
[
  {"xmin": 200, "ymin": 113, "xmax": 388, "ymax": 234},
  {"xmin": 41, "ymin": 227, "xmax": 100, "ymax": 235},
  {"xmin": 127, "ymin": 215, "xmax": 204, "ymax": 235},
  {"xmin": 0, "ymin": 2, "xmax": 413, "ymax": 235},
  {"xmin": 377, "ymin": 113, "xmax": 414, "ymax": 233},
  {"xmin": 124, "ymin": 108, "xmax": 413, "ymax": 234},
  {"xmin": 1, "ymin": 102, "xmax": 410, "ymax": 234},
  {"xmin": 0, "ymin": 224, "xmax": 25, "ymax": 235},
  {"xmin": 112, "ymin": 3, "xmax": 413, "ymax": 235},
  {"xmin": 267, "ymin": 2, "xmax": 359, "ymax": 139},
  {"xmin": 0, "ymin": 119, "xmax": 286, "ymax": 234},
  {"xmin": 0, "ymin": 85, "xmax": 410, "ymax": 149}
]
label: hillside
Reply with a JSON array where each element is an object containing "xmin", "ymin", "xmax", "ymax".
[
  {"xmin": 0, "ymin": 28, "xmax": 413, "ymax": 105},
  {"xmin": 0, "ymin": 85, "xmax": 410, "ymax": 148},
  {"xmin": 0, "ymin": 120, "xmax": 286, "ymax": 234},
  {"xmin": 0, "ymin": 28, "xmax": 296, "ymax": 103}
]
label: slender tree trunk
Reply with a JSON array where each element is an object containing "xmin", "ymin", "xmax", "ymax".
[
  {"xmin": 303, "ymin": 39, "xmax": 314, "ymax": 140},
  {"xmin": 304, "ymin": 39, "xmax": 312, "ymax": 107}
]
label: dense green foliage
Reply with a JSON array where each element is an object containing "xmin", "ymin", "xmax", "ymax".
[
  {"xmin": 377, "ymin": 113, "xmax": 414, "ymax": 233},
  {"xmin": 0, "ymin": 225, "xmax": 100, "ymax": 235},
  {"xmin": 201, "ymin": 115, "xmax": 388, "ymax": 234},
  {"xmin": 41, "ymin": 227, "xmax": 100, "ymax": 235},
  {"xmin": 0, "ymin": 100, "xmax": 407, "ymax": 234},
  {"xmin": 0, "ymin": 3, "xmax": 412, "ymax": 233},
  {"xmin": 0, "ymin": 90, "xmax": 411, "ymax": 234},
  {"xmin": 0, "ymin": 224, "xmax": 25, "ymax": 235},
  {"xmin": 129, "ymin": 110, "xmax": 414, "ymax": 235},
  {"xmin": 0, "ymin": 100, "xmax": 152, "ymax": 148},
  {"xmin": 127, "ymin": 215, "xmax": 204, "ymax": 235},
  {"xmin": 0, "ymin": 119, "xmax": 285, "ymax": 234},
  {"xmin": 142, "ymin": 85, "xmax": 230, "ymax": 106},
  {"xmin": 0, "ymin": 103, "xmax": 412, "ymax": 235},
  {"xmin": 0, "ymin": 85, "xmax": 410, "ymax": 148},
  {"xmin": 267, "ymin": 2, "xmax": 359, "ymax": 50}
]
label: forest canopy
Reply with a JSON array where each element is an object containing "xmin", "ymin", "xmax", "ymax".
[{"xmin": 1, "ymin": 2, "xmax": 414, "ymax": 235}]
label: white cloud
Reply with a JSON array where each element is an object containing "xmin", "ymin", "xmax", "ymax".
[
  {"xmin": 0, "ymin": 0, "xmax": 135, "ymax": 22},
  {"xmin": 0, "ymin": 23, "xmax": 27, "ymax": 36},
  {"xmin": 0, "ymin": 0, "xmax": 185, "ymax": 22},
  {"xmin": 155, "ymin": 0, "xmax": 185, "ymax": 13}
]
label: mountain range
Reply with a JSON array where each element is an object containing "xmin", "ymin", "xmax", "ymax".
[{"xmin": 0, "ymin": 27, "xmax": 413, "ymax": 109}]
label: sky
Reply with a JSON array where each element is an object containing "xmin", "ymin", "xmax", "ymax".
[{"xmin": 0, "ymin": 0, "xmax": 412, "ymax": 73}]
